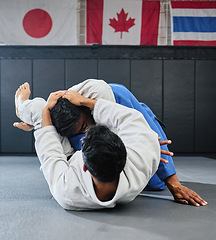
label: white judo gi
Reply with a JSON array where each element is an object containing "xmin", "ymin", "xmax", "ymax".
[{"xmin": 18, "ymin": 80, "xmax": 160, "ymax": 210}]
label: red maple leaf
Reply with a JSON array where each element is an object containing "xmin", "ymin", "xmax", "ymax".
[{"xmin": 109, "ymin": 8, "xmax": 135, "ymax": 39}]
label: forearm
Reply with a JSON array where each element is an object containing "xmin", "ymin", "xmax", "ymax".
[
  {"xmin": 164, "ymin": 173, "xmax": 180, "ymax": 189},
  {"xmin": 94, "ymin": 99, "xmax": 160, "ymax": 177},
  {"xmin": 42, "ymin": 106, "xmax": 53, "ymax": 127},
  {"xmin": 34, "ymin": 126, "xmax": 76, "ymax": 209},
  {"xmin": 80, "ymin": 98, "xmax": 97, "ymax": 110},
  {"xmin": 156, "ymin": 159, "xmax": 176, "ymax": 182}
]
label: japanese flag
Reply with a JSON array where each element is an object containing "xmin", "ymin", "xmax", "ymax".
[
  {"xmin": 87, "ymin": 0, "xmax": 160, "ymax": 45},
  {"xmin": 0, "ymin": 0, "xmax": 77, "ymax": 45}
]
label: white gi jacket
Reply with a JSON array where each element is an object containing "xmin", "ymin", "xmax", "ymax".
[{"xmin": 34, "ymin": 92, "xmax": 160, "ymax": 210}]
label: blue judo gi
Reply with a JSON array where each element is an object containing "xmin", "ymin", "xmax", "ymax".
[{"xmin": 69, "ymin": 84, "xmax": 176, "ymax": 190}]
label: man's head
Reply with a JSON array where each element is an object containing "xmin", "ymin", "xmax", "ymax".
[
  {"xmin": 82, "ymin": 125, "xmax": 127, "ymax": 183},
  {"xmin": 50, "ymin": 98, "xmax": 95, "ymax": 138}
]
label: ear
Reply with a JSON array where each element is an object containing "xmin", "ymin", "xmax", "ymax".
[{"xmin": 83, "ymin": 164, "xmax": 88, "ymax": 172}]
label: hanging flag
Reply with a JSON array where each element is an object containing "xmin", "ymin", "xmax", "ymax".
[
  {"xmin": 0, "ymin": 0, "xmax": 77, "ymax": 45},
  {"xmin": 170, "ymin": 1, "xmax": 216, "ymax": 46},
  {"xmin": 86, "ymin": 0, "xmax": 160, "ymax": 45}
]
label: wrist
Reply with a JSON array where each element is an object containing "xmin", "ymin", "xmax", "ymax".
[
  {"xmin": 164, "ymin": 174, "xmax": 180, "ymax": 189},
  {"xmin": 82, "ymin": 98, "xmax": 96, "ymax": 109},
  {"xmin": 43, "ymin": 105, "xmax": 50, "ymax": 112}
]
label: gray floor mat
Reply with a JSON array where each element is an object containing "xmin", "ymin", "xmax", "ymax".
[{"xmin": 0, "ymin": 156, "xmax": 215, "ymax": 240}]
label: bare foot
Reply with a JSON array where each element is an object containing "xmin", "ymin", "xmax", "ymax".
[
  {"xmin": 13, "ymin": 122, "xmax": 34, "ymax": 131},
  {"xmin": 15, "ymin": 82, "xmax": 31, "ymax": 119}
]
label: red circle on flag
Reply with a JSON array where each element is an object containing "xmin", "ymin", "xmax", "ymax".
[{"xmin": 23, "ymin": 9, "xmax": 52, "ymax": 38}]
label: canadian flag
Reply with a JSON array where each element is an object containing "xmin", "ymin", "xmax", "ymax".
[
  {"xmin": 0, "ymin": 0, "xmax": 77, "ymax": 45},
  {"xmin": 87, "ymin": 0, "xmax": 160, "ymax": 45}
]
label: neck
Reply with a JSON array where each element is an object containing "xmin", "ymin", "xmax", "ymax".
[{"xmin": 92, "ymin": 177, "xmax": 118, "ymax": 202}]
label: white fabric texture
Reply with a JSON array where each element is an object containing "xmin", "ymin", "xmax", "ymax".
[
  {"xmin": 17, "ymin": 79, "xmax": 160, "ymax": 210},
  {"xmin": 68, "ymin": 79, "xmax": 116, "ymax": 103},
  {"xmin": 34, "ymin": 99, "xmax": 160, "ymax": 210}
]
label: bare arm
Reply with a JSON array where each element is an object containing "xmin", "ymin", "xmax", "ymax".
[
  {"xmin": 42, "ymin": 90, "xmax": 67, "ymax": 127},
  {"xmin": 62, "ymin": 91, "xmax": 97, "ymax": 109}
]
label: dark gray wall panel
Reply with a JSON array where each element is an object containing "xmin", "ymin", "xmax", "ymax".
[
  {"xmin": 65, "ymin": 60, "xmax": 97, "ymax": 88},
  {"xmin": 164, "ymin": 60, "xmax": 195, "ymax": 152},
  {"xmin": 196, "ymin": 61, "xmax": 216, "ymax": 152},
  {"xmin": 0, "ymin": 47, "xmax": 216, "ymax": 154},
  {"xmin": 131, "ymin": 60, "xmax": 163, "ymax": 120},
  {"xmin": 1, "ymin": 60, "xmax": 33, "ymax": 153},
  {"xmin": 33, "ymin": 60, "xmax": 65, "ymax": 100},
  {"xmin": 98, "ymin": 60, "xmax": 130, "ymax": 88}
]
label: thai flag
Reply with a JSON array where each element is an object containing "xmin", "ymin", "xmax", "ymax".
[{"xmin": 170, "ymin": 1, "xmax": 216, "ymax": 46}]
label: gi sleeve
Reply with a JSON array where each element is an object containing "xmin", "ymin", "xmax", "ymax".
[
  {"xmin": 68, "ymin": 79, "xmax": 116, "ymax": 102},
  {"xmin": 34, "ymin": 126, "xmax": 85, "ymax": 209},
  {"xmin": 93, "ymin": 99, "xmax": 161, "ymax": 192}
]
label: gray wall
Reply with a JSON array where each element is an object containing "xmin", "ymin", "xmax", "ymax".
[{"xmin": 1, "ymin": 46, "xmax": 216, "ymax": 154}]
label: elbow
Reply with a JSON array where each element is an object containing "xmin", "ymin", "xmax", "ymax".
[{"xmin": 51, "ymin": 186, "xmax": 73, "ymax": 210}]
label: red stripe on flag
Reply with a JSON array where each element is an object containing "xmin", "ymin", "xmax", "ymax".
[
  {"xmin": 140, "ymin": 1, "xmax": 160, "ymax": 45},
  {"xmin": 174, "ymin": 40, "xmax": 216, "ymax": 46},
  {"xmin": 171, "ymin": 1, "xmax": 216, "ymax": 9},
  {"xmin": 86, "ymin": 0, "xmax": 103, "ymax": 44}
]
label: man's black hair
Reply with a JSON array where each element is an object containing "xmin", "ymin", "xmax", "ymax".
[
  {"xmin": 50, "ymin": 98, "xmax": 88, "ymax": 138},
  {"xmin": 82, "ymin": 125, "xmax": 127, "ymax": 183}
]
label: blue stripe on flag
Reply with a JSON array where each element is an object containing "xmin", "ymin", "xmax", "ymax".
[{"xmin": 173, "ymin": 17, "xmax": 216, "ymax": 32}]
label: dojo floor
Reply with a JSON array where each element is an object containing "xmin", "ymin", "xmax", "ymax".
[{"xmin": 1, "ymin": 155, "xmax": 215, "ymax": 240}]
